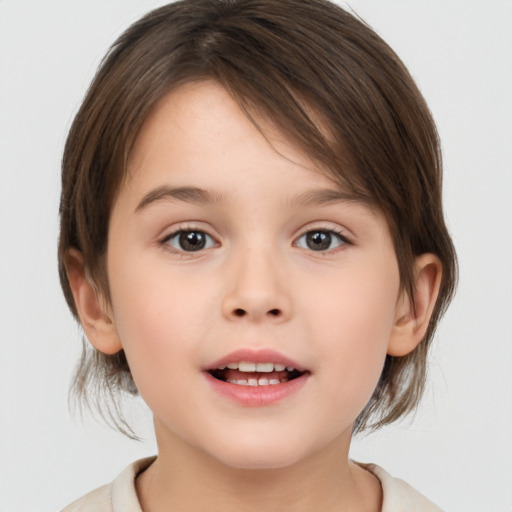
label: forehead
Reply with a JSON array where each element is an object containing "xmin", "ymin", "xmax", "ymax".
[
  {"xmin": 125, "ymin": 80, "xmax": 373, "ymax": 208},
  {"xmin": 129, "ymin": 81, "xmax": 315, "ymax": 178}
]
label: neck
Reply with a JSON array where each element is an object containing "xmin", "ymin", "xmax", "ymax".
[{"xmin": 136, "ymin": 422, "xmax": 382, "ymax": 512}]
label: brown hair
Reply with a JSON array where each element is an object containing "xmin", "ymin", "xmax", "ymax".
[{"xmin": 59, "ymin": 0, "xmax": 457, "ymax": 436}]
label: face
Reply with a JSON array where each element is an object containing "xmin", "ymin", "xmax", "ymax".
[{"xmin": 106, "ymin": 80, "xmax": 403, "ymax": 469}]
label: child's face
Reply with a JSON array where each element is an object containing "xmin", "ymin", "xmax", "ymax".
[{"xmin": 105, "ymin": 80, "xmax": 405, "ymax": 469}]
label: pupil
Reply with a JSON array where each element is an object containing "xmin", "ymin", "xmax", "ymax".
[
  {"xmin": 307, "ymin": 231, "xmax": 331, "ymax": 251},
  {"xmin": 180, "ymin": 231, "xmax": 206, "ymax": 251}
]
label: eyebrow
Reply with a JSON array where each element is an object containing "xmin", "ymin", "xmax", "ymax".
[
  {"xmin": 135, "ymin": 184, "xmax": 374, "ymax": 213},
  {"xmin": 135, "ymin": 185, "xmax": 222, "ymax": 212},
  {"xmin": 289, "ymin": 188, "xmax": 375, "ymax": 208}
]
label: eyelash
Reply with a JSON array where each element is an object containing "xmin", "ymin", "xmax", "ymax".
[{"xmin": 159, "ymin": 226, "xmax": 351, "ymax": 255}]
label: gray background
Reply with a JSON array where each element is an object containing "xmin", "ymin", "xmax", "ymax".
[{"xmin": 1, "ymin": 1, "xmax": 511, "ymax": 510}]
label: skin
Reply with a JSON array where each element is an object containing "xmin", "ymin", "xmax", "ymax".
[{"xmin": 67, "ymin": 80, "xmax": 442, "ymax": 512}]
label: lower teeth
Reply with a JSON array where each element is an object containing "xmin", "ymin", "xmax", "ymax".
[
  {"xmin": 226, "ymin": 379, "xmax": 287, "ymax": 387},
  {"xmin": 209, "ymin": 368, "xmax": 303, "ymax": 385},
  {"xmin": 227, "ymin": 378, "xmax": 283, "ymax": 386}
]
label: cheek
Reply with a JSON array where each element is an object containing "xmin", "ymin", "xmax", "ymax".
[
  {"xmin": 303, "ymin": 260, "xmax": 399, "ymax": 410},
  {"xmin": 107, "ymin": 256, "xmax": 211, "ymax": 397}
]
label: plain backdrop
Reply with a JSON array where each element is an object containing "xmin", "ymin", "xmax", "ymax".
[{"xmin": 0, "ymin": 1, "xmax": 511, "ymax": 511}]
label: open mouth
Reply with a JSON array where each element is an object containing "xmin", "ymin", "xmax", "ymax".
[{"xmin": 208, "ymin": 361, "xmax": 306, "ymax": 386}]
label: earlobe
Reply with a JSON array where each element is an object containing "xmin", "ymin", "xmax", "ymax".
[
  {"xmin": 65, "ymin": 249, "xmax": 123, "ymax": 355},
  {"xmin": 387, "ymin": 254, "xmax": 442, "ymax": 357}
]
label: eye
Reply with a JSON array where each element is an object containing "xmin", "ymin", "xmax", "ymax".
[
  {"xmin": 295, "ymin": 230, "xmax": 347, "ymax": 252},
  {"xmin": 163, "ymin": 229, "xmax": 216, "ymax": 252}
]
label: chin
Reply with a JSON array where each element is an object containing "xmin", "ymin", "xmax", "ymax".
[{"xmin": 205, "ymin": 435, "xmax": 311, "ymax": 471}]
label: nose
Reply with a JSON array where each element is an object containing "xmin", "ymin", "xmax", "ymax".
[{"xmin": 221, "ymin": 247, "xmax": 292, "ymax": 323}]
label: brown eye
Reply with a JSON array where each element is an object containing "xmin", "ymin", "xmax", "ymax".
[
  {"xmin": 296, "ymin": 230, "xmax": 345, "ymax": 252},
  {"xmin": 164, "ymin": 230, "xmax": 215, "ymax": 252}
]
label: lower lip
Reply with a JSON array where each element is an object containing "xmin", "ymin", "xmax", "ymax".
[{"xmin": 204, "ymin": 372, "xmax": 309, "ymax": 407}]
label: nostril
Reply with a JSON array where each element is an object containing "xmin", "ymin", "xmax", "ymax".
[
  {"xmin": 268, "ymin": 309, "xmax": 280, "ymax": 316},
  {"xmin": 234, "ymin": 308, "xmax": 246, "ymax": 317}
]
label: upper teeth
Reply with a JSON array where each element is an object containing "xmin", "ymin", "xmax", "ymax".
[{"xmin": 218, "ymin": 362, "xmax": 293, "ymax": 372}]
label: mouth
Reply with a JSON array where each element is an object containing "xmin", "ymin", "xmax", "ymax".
[{"xmin": 208, "ymin": 361, "xmax": 306, "ymax": 386}]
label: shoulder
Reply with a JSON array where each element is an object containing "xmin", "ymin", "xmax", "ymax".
[
  {"xmin": 60, "ymin": 457, "xmax": 156, "ymax": 512},
  {"xmin": 360, "ymin": 463, "xmax": 445, "ymax": 512},
  {"xmin": 61, "ymin": 483, "xmax": 112, "ymax": 512}
]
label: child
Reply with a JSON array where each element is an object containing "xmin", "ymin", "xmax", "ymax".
[{"xmin": 59, "ymin": 0, "xmax": 457, "ymax": 510}]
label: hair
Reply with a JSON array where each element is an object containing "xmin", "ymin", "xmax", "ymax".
[{"xmin": 58, "ymin": 0, "xmax": 457, "ymax": 436}]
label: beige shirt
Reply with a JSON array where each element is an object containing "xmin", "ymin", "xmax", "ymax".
[{"xmin": 61, "ymin": 457, "xmax": 444, "ymax": 512}]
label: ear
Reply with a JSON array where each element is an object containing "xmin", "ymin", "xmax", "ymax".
[
  {"xmin": 387, "ymin": 254, "xmax": 442, "ymax": 357},
  {"xmin": 65, "ymin": 249, "xmax": 123, "ymax": 355}
]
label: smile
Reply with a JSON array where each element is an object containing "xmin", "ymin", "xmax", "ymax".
[
  {"xmin": 209, "ymin": 361, "xmax": 304, "ymax": 386},
  {"xmin": 204, "ymin": 350, "xmax": 310, "ymax": 406}
]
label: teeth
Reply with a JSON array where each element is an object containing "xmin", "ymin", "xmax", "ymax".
[
  {"xmin": 227, "ymin": 379, "xmax": 248, "ymax": 385},
  {"xmin": 218, "ymin": 362, "xmax": 296, "ymax": 372},
  {"xmin": 226, "ymin": 376, "xmax": 285, "ymax": 386},
  {"xmin": 239, "ymin": 362, "xmax": 256, "ymax": 372},
  {"xmin": 256, "ymin": 362, "xmax": 273, "ymax": 372}
]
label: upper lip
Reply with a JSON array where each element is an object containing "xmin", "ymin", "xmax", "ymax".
[{"xmin": 204, "ymin": 348, "xmax": 307, "ymax": 372}]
